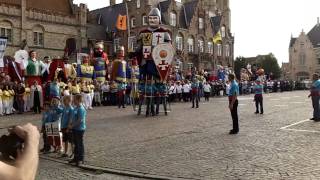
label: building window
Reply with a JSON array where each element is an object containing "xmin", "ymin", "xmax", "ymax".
[
  {"xmin": 131, "ymin": 17, "xmax": 136, "ymax": 28},
  {"xmin": 199, "ymin": 18, "xmax": 204, "ymax": 30},
  {"xmin": 0, "ymin": 27, "xmax": 12, "ymax": 43},
  {"xmin": 170, "ymin": 12, "xmax": 177, "ymax": 27},
  {"xmin": 217, "ymin": 43, "xmax": 222, "ymax": 56},
  {"xmin": 33, "ymin": 32, "xmax": 44, "ymax": 46},
  {"xmin": 208, "ymin": 42, "xmax": 213, "ymax": 54},
  {"xmin": 221, "ymin": 26, "xmax": 226, "ymax": 38},
  {"xmin": 187, "ymin": 37, "xmax": 194, "ymax": 53},
  {"xmin": 137, "ymin": 0, "xmax": 140, "ymax": 8},
  {"xmin": 225, "ymin": 44, "xmax": 230, "ymax": 57},
  {"xmin": 299, "ymin": 53, "xmax": 305, "ymax": 65},
  {"xmin": 176, "ymin": 35, "xmax": 183, "ymax": 51},
  {"xmin": 114, "ymin": 38, "xmax": 120, "ymax": 53},
  {"xmin": 128, "ymin": 36, "xmax": 137, "ymax": 52},
  {"xmin": 198, "ymin": 39, "xmax": 204, "ymax": 53},
  {"xmin": 142, "ymin": 15, "xmax": 148, "ymax": 26}
]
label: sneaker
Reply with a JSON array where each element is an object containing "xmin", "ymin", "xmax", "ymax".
[{"xmin": 229, "ymin": 130, "xmax": 239, "ymax": 135}]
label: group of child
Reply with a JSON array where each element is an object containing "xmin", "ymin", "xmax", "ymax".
[{"xmin": 41, "ymin": 94, "xmax": 87, "ymax": 166}]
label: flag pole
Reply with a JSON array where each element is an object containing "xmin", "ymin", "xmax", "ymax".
[{"xmin": 125, "ymin": 2, "xmax": 131, "ymax": 52}]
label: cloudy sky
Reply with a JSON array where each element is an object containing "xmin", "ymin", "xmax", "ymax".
[{"xmin": 74, "ymin": 0, "xmax": 320, "ymax": 64}]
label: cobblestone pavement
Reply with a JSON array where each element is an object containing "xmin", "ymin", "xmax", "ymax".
[{"xmin": 1, "ymin": 91, "xmax": 319, "ymax": 179}]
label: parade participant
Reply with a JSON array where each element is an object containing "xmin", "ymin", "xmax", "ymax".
[
  {"xmin": 69, "ymin": 94, "xmax": 87, "ymax": 166},
  {"xmin": 0, "ymin": 85, "xmax": 3, "ymax": 116},
  {"xmin": 254, "ymin": 79, "xmax": 264, "ymax": 114},
  {"xmin": 308, "ymin": 73, "xmax": 320, "ymax": 121},
  {"xmin": 61, "ymin": 96, "xmax": 74, "ymax": 157},
  {"xmin": 24, "ymin": 83, "xmax": 31, "ymax": 112},
  {"xmin": 117, "ymin": 81, "xmax": 126, "ymax": 108},
  {"xmin": 70, "ymin": 80, "xmax": 81, "ymax": 95},
  {"xmin": 8, "ymin": 85, "xmax": 15, "ymax": 115},
  {"xmin": 2, "ymin": 85, "xmax": 10, "ymax": 115},
  {"xmin": 228, "ymin": 74, "xmax": 240, "ymax": 134},
  {"xmin": 41, "ymin": 56, "xmax": 51, "ymax": 83},
  {"xmin": 81, "ymin": 81, "xmax": 91, "ymax": 110},
  {"xmin": 176, "ymin": 81, "xmax": 183, "ymax": 102},
  {"xmin": 30, "ymin": 81, "xmax": 43, "ymax": 114},
  {"xmin": 7, "ymin": 56, "xmax": 23, "ymax": 83},
  {"xmin": 191, "ymin": 77, "xmax": 199, "ymax": 108},
  {"xmin": 93, "ymin": 80, "xmax": 102, "ymax": 106},
  {"xmin": 40, "ymin": 102, "xmax": 51, "ymax": 153},
  {"xmin": 155, "ymin": 82, "xmax": 168, "ymax": 115},
  {"xmin": 203, "ymin": 81, "xmax": 211, "ymax": 101},
  {"xmin": 48, "ymin": 97, "xmax": 63, "ymax": 153},
  {"xmin": 101, "ymin": 81, "xmax": 110, "ymax": 106},
  {"xmin": 93, "ymin": 42, "xmax": 109, "ymax": 82},
  {"xmin": 89, "ymin": 82, "xmax": 95, "ymax": 109},
  {"xmin": 49, "ymin": 79, "xmax": 60, "ymax": 100},
  {"xmin": 63, "ymin": 57, "xmax": 77, "ymax": 80},
  {"xmin": 78, "ymin": 56, "xmax": 94, "ymax": 83},
  {"xmin": 16, "ymin": 82, "xmax": 25, "ymax": 114},
  {"xmin": 168, "ymin": 83, "xmax": 176, "ymax": 102},
  {"xmin": 26, "ymin": 50, "xmax": 45, "ymax": 86},
  {"xmin": 145, "ymin": 79, "xmax": 156, "ymax": 116},
  {"xmin": 137, "ymin": 80, "xmax": 145, "ymax": 115},
  {"xmin": 182, "ymin": 80, "xmax": 190, "ymax": 102}
]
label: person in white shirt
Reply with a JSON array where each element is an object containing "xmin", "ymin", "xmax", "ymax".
[
  {"xmin": 182, "ymin": 81, "xmax": 190, "ymax": 102},
  {"xmin": 101, "ymin": 81, "xmax": 110, "ymax": 106},
  {"xmin": 226, "ymin": 81, "xmax": 231, "ymax": 96},
  {"xmin": 168, "ymin": 83, "xmax": 176, "ymax": 102},
  {"xmin": 175, "ymin": 82, "xmax": 183, "ymax": 102},
  {"xmin": 41, "ymin": 56, "xmax": 51, "ymax": 83},
  {"xmin": 203, "ymin": 81, "xmax": 211, "ymax": 101}
]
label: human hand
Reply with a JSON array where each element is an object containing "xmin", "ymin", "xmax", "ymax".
[{"xmin": 11, "ymin": 123, "xmax": 40, "ymax": 143}]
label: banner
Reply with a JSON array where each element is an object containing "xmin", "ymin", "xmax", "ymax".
[
  {"xmin": 0, "ymin": 37, "xmax": 7, "ymax": 68},
  {"xmin": 116, "ymin": 15, "xmax": 127, "ymax": 31},
  {"xmin": 213, "ymin": 31, "xmax": 222, "ymax": 44}
]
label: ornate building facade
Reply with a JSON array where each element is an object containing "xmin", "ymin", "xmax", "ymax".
[
  {"xmin": 89, "ymin": 0, "xmax": 234, "ymax": 71},
  {"xmin": 289, "ymin": 18, "xmax": 320, "ymax": 80},
  {"xmin": 0, "ymin": 0, "xmax": 87, "ymax": 60}
]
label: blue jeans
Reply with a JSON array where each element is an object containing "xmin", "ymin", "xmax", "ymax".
[{"xmin": 73, "ymin": 130, "xmax": 85, "ymax": 161}]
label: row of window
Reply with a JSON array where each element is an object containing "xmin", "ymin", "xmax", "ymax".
[
  {"xmin": 115, "ymin": 36, "xmax": 230, "ymax": 57},
  {"xmin": 0, "ymin": 27, "xmax": 44, "ymax": 46}
]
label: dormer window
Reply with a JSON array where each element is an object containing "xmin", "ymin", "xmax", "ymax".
[{"xmin": 170, "ymin": 12, "xmax": 177, "ymax": 27}]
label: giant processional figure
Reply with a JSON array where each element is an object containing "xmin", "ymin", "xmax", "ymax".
[{"xmin": 131, "ymin": 8, "xmax": 174, "ymax": 116}]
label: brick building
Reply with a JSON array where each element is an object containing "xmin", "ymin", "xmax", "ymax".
[
  {"xmin": 289, "ymin": 18, "xmax": 320, "ymax": 81},
  {"xmin": 88, "ymin": 0, "xmax": 234, "ymax": 71},
  {"xmin": 0, "ymin": 0, "xmax": 87, "ymax": 60}
]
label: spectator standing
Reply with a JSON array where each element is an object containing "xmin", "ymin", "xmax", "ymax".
[
  {"xmin": 203, "ymin": 81, "xmax": 211, "ymax": 101},
  {"xmin": 308, "ymin": 73, "xmax": 320, "ymax": 121},
  {"xmin": 228, "ymin": 74, "xmax": 239, "ymax": 135}
]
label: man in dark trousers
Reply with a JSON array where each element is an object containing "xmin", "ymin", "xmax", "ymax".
[
  {"xmin": 308, "ymin": 73, "xmax": 320, "ymax": 121},
  {"xmin": 254, "ymin": 79, "xmax": 264, "ymax": 114},
  {"xmin": 228, "ymin": 74, "xmax": 239, "ymax": 134}
]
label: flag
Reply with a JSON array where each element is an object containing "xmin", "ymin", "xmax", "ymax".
[
  {"xmin": 116, "ymin": 15, "xmax": 127, "ymax": 31},
  {"xmin": 213, "ymin": 31, "xmax": 222, "ymax": 44}
]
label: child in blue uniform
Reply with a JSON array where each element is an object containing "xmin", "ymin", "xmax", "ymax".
[
  {"xmin": 40, "ymin": 102, "xmax": 52, "ymax": 153},
  {"xmin": 61, "ymin": 95, "xmax": 74, "ymax": 157},
  {"xmin": 69, "ymin": 94, "xmax": 87, "ymax": 166}
]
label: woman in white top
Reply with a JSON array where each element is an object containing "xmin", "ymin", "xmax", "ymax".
[{"xmin": 203, "ymin": 82, "xmax": 211, "ymax": 101}]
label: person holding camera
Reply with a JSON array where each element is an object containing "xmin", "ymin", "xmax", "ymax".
[{"xmin": 0, "ymin": 123, "xmax": 40, "ymax": 180}]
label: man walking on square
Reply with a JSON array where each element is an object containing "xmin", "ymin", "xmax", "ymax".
[
  {"xmin": 308, "ymin": 73, "xmax": 320, "ymax": 121},
  {"xmin": 228, "ymin": 74, "xmax": 239, "ymax": 134},
  {"xmin": 254, "ymin": 79, "xmax": 264, "ymax": 114}
]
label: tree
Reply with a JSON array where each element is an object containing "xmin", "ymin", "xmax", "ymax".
[
  {"xmin": 234, "ymin": 56, "xmax": 247, "ymax": 79},
  {"xmin": 259, "ymin": 53, "xmax": 281, "ymax": 79}
]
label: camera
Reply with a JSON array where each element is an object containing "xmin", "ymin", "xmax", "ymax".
[{"xmin": 0, "ymin": 133, "xmax": 24, "ymax": 160}]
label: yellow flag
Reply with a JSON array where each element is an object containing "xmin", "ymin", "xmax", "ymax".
[
  {"xmin": 213, "ymin": 31, "xmax": 222, "ymax": 44},
  {"xmin": 116, "ymin": 15, "xmax": 127, "ymax": 31}
]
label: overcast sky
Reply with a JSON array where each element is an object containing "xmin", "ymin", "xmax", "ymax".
[{"xmin": 74, "ymin": 0, "xmax": 320, "ymax": 64}]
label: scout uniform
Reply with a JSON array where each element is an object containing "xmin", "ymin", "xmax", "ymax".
[{"xmin": 3, "ymin": 89, "xmax": 10, "ymax": 115}]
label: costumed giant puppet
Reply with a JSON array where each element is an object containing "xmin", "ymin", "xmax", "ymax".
[{"xmin": 93, "ymin": 42, "xmax": 109, "ymax": 82}]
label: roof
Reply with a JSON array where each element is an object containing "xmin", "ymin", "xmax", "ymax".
[
  {"xmin": 90, "ymin": 3, "xmax": 126, "ymax": 31},
  {"xmin": 0, "ymin": 0, "xmax": 74, "ymax": 16},
  {"xmin": 307, "ymin": 24, "xmax": 320, "ymax": 48},
  {"xmin": 289, "ymin": 38, "xmax": 297, "ymax": 48},
  {"xmin": 211, "ymin": 16, "xmax": 222, "ymax": 34},
  {"xmin": 183, "ymin": 0, "xmax": 198, "ymax": 27}
]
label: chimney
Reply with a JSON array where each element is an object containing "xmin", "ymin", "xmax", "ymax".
[{"xmin": 110, "ymin": 0, "xmax": 116, "ymax": 6}]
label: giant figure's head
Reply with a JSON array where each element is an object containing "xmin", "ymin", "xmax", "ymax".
[
  {"xmin": 94, "ymin": 42, "xmax": 104, "ymax": 57},
  {"xmin": 117, "ymin": 46, "xmax": 125, "ymax": 58},
  {"xmin": 148, "ymin": 8, "xmax": 161, "ymax": 28}
]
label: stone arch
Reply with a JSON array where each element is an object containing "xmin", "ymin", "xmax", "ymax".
[
  {"xmin": 0, "ymin": 19, "xmax": 13, "ymax": 28},
  {"xmin": 32, "ymin": 24, "xmax": 45, "ymax": 32}
]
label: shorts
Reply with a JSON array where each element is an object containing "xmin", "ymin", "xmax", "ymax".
[{"xmin": 62, "ymin": 128, "xmax": 73, "ymax": 143}]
